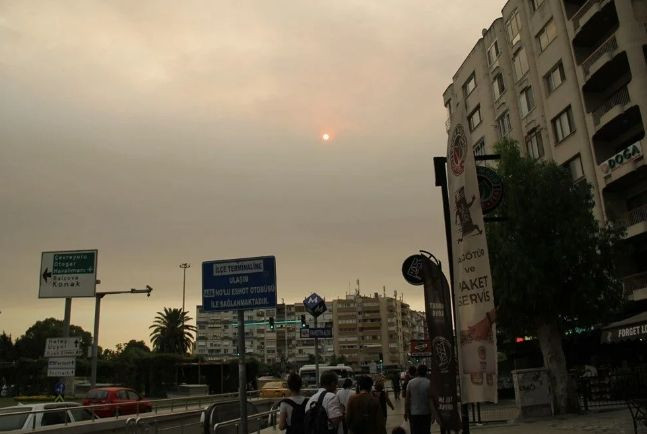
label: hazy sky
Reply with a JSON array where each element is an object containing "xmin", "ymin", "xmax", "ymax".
[{"xmin": 0, "ymin": 0, "xmax": 503, "ymax": 349}]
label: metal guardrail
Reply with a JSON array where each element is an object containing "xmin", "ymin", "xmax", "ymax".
[
  {"xmin": 0, "ymin": 391, "xmax": 260, "ymax": 430},
  {"xmin": 593, "ymin": 86, "xmax": 630, "ymax": 125},
  {"xmin": 578, "ymin": 373, "xmax": 647, "ymax": 411},
  {"xmin": 582, "ymin": 34, "xmax": 618, "ymax": 75},
  {"xmin": 213, "ymin": 410, "xmax": 275, "ymax": 434}
]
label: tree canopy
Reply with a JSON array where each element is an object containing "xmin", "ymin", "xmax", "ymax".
[
  {"xmin": 488, "ymin": 139, "xmax": 624, "ymax": 335},
  {"xmin": 14, "ymin": 318, "xmax": 92, "ymax": 360},
  {"xmin": 149, "ymin": 308, "xmax": 196, "ymax": 354},
  {"xmin": 487, "ymin": 139, "xmax": 624, "ymax": 412}
]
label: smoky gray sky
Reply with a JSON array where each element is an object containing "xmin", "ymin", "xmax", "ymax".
[{"xmin": 0, "ymin": 0, "xmax": 502, "ymax": 349}]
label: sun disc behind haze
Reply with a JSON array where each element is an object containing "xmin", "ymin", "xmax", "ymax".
[{"xmin": 322, "ymin": 133, "xmax": 330, "ymax": 142}]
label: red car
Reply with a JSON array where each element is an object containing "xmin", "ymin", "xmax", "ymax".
[{"xmin": 82, "ymin": 387, "xmax": 152, "ymax": 417}]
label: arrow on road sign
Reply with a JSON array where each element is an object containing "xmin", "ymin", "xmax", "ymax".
[{"xmin": 42, "ymin": 268, "xmax": 52, "ymax": 282}]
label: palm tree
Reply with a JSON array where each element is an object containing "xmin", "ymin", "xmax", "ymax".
[{"xmin": 149, "ymin": 308, "xmax": 196, "ymax": 354}]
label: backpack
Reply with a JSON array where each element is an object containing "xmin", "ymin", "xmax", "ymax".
[
  {"xmin": 280, "ymin": 398, "xmax": 307, "ymax": 434},
  {"xmin": 304, "ymin": 391, "xmax": 336, "ymax": 434}
]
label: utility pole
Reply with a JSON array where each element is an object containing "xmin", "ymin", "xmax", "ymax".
[
  {"xmin": 179, "ymin": 263, "xmax": 191, "ymax": 313},
  {"xmin": 91, "ymin": 286, "xmax": 153, "ymax": 387}
]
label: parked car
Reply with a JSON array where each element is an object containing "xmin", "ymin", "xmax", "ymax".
[
  {"xmin": 259, "ymin": 381, "xmax": 289, "ymax": 398},
  {"xmin": 82, "ymin": 387, "xmax": 152, "ymax": 417},
  {"xmin": 0, "ymin": 402, "xmax": 93, "ymax": 431}
]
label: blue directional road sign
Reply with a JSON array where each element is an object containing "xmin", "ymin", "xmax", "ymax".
[{"xmin": 202, "ymin": 256, "xmax": 277, "ymax": 312}]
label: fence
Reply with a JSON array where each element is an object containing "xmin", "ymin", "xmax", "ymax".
[{"xmin": 578, "ymin": 372, "xmax": 647, "ymax": 411}]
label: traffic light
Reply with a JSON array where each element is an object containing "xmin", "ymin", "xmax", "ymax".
[
  {"xmin": 300, "ymin": 315, "xmax": 307, "ymax": 328},
  {"xmin": 379, "ymin": 352, "xmax": 383, "ymax": 363},
  {"xmin": 269, "ymin": 317, "xmax": 275, "ymax": 330}
]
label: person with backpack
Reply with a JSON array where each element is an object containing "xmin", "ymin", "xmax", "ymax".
[
  {"xmin": 345, "ymin": 376, "xmax": 386, "ymax": 434},
  {"xmin": 304, "ymin": 371, "xmax": 344, "ymax": 434},
  {"xmin": 279, "ymin": 373, "xmax": 307, "ymax": 434}
]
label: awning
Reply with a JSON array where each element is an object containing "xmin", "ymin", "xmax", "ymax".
[{"xmin": 600, "ymin": 311, "xmax": 647, "ymax": 343}]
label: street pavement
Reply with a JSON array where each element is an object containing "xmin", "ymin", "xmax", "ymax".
[{"xmin": 384, "ymin": 397, "xmax": 637, "ymax": 433}]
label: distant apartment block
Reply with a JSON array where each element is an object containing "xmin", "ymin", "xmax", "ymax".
[
  {"xmin": 443, "ymin": 0, "xmax": 647, "ymax": 302},
  {"xmin": 194, "ymin": 292, "xmax": 427, "ymax": 369}
]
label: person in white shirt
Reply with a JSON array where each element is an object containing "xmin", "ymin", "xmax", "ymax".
[
  {"xmin": 336, "ymin": 378, "xmax": 354, "ymax": 410},
  {"xmin": 305, "ymin": 371, "xmax": 344, "ymax": 434},
  {"xmin": 405, "ymin": 365, "xmax": 433, "ymax": 434},
  {"xmin": 279, "ymin": 373, "xmax": 307, "ymax": 432}
]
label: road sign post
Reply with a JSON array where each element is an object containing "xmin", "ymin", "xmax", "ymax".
[
  {"xmin": 303, "ymin": 292, "xmax": 327, "ymax": 385},
  {"xmin": 202, "ymin": 256, "xmax": 277, "ymax": 434}
]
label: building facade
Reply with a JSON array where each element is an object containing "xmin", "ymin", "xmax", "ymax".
[
  {"xmin": 443, "ymin": 0, "xmax": 647, "ymax": 302},
  {"xmin": 194, "ymin": 292, "xmax": 428, "ymax": 369},
  {"xmin": 332, "ymin": 291, "xmax": 427, "ymax": 369}
]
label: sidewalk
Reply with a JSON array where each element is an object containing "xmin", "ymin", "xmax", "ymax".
[{"xmin": 385, "ymin": 397, "xmax": 636, "ymax": 433}]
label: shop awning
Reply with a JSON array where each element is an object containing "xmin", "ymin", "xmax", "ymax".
[{"xmin": 600, "ymin": 311, "xmax": 647, "ymax": 343}]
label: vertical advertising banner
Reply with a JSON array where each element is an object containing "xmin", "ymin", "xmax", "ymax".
[{"xmin": 447, "ymin": 124, "xmax": 498, "ymax": 403}]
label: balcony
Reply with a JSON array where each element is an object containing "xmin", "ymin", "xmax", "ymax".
[
  {"xmin": 593, "ymin": 86, "xmax": 630, "ymax": 126},
  {"xmin": 599, "ymin": 140, "xmax": 644, "ymax": 185},
  {"xmin": 582, "ymin": 35, "xmax": 618, "ymax": 77},
  {"xmin": 618, "ymin": 203, "xmax": 647, "ymax": 238},
  {"xmin": 572, "ymin": 0, "xmax": 609, "ymax": 31},
  {"xmin": 624, "ymin": 271, "xmax": 647, "ymax": 301}
]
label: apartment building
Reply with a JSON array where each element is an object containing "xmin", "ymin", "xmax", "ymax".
[
  {"xmin": 332, "ymin": 291, "xmax": 427, "ymax": 369},
  {"xmin": 194, "ymin": 303, "xmax": 334, "ymax": 363},
  {"xmin": 195, "ymin": 293, "xmax": 427, "ymax": 369},
  {"xmin": 443, "ymin": 0, "xmax": 647, "ymax": 302}
]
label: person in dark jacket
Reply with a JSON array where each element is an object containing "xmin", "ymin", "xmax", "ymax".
[{"xmin": 345, "ymin": 376, "xmax": 386, "ymax": 434}]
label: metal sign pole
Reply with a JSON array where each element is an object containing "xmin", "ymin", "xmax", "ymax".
[
  {"xmin": 314, "ymin": 315, "xmax": 319, "ymax": 385},
  {"xmin": 434, "ymin": 156, "xmax": 470, "ymax": 434},
  {"xmin": 238, "ymin": 310, "xmax": 248, "ymax": 434},
  {"xmin": 91, "ymin": 295, "xmax": 102, "ymax": 388},
  {"xmin": 62, "ymin": 298, "xmax": 72, "ymax": 396}
]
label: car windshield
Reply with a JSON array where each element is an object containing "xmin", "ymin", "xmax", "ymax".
[
  {"xmin": 264, "ymin": 382, "xmax": 284, "ymax": 389},
  {"xmin": 0, "ymin": 407, "xmax": 32, "ymax": 431},
  {"xmin": 87, "ymin": 390, "xmax": 109, "ymax": 399}
]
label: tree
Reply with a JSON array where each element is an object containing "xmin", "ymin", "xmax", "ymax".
[
  {"xmin": 149, "ymin": 308, "xmax": 196, "ymax": 354},
  {"xmin": 487, "ymin": 139, "xmax": 624, "ymax": 413},
  {"xmin": 14, "ymin": 318, "xmax": 92, "ymax": 359},
  {"xmin": 0, "ymin": 332, "xmax": 16, "ymax": 362}
]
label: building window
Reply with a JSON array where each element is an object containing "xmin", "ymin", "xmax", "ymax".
[
  {"xmin": 512, "ymin": 48, "xmax": 529, "ymax": 81},
  {"xmin": 526, "ymin": 128, "xmax": 544, "ymax": 159},
  {"xmin": 506, "ymin": 10, "xmax": 522, "ymax": 45},
  {"xmin": 545, "ymin": 61, "xmax": 565, "ymax": 93},
  {"xmin": 536, "ymin": 19, "xmax": 557, "ymax": 52},
  {"xmin": 487, "ymin": 40, "xmax": 500, "ymax": 65},
  {"xmin": 474, "ymin": 138, "xmax": 485, "ymax": 157},
  {"xmin": 530, "ymin": 0, "xmax": 545, "ymax": 11},
  {"xmin": 463, "ymin": 73, "xmax": 477, "ymax": 97},
  {"xmin": 493, "ymin": 74, "xmax": 505, "ymax": 100},
  {"xmin": 468, "ymin": 106, "xmax": 482, "ymax": 131},
  {"xmin": 565, "ymin": 155, "xmax": 584, "ymax": 182},
  {"xmin": 519, "ymin": 86, "xmax": 535, "ymax": 117},
  {"xmin": 552, "ymin": 106, "xmax": 574, "ymax": 142},
  {"xmin": 497, "ymin": 111, "xmax": 512, "ymax": 138}
]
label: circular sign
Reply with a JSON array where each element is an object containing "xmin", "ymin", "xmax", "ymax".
[
  {"xmin": 477, "ymin": 166, "xmax": 504, "ymax": 215},
  {"xmin": 449, "ymin": 125, "xmax": 467, "ymax": 176},
  {"xmin": 401, "ymin": 254, "xmax": 426, "ymax": 286}
]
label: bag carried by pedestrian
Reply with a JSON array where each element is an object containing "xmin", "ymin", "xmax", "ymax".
[
  {"xmin": 280, "ymin": 398, "xmax": 307, "ymax": 434},
  {"xmin": 304, "ymin": 392, "xmax": 336, "ymax": 434}
]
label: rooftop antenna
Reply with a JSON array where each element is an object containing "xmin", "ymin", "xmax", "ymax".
[{"xmin": 356, "ymin": 279, "xmax": 360, "ymax": 295}]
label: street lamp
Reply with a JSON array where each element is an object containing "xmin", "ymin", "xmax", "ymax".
[
  {"xmin": 90, "ymin": 286, "xmax": 153, "ymax": 387},
  {"xmin": 179, "ymin": 263, "xmax": 191, "ymax": 313}
]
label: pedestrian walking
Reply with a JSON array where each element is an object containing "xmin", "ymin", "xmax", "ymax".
[
  {"xmin": 279, "ymin": 373, "xmax": 307, "ymax": 434},
  {"xmin": 336, "ymin": 378, "xmax": 354, "ymax": 410},
  {"xmin": 391, "ymin": 373, "xmax": 401, "ymax": 401},
  {"xmin": 404, "ymin": 365, "xmax": 433, "ymax": 434},
  {"xmin": 304, "ymin": 371, "xmax": 344, "ymax": 434},
  {"xmin": 372, "ymin": 378, "xmax": 394, "ymax": 422},
  {"xmin": 345, "ymin": 376, "xmax": 386, "ymax": 434},
  {"xmin": 401, "ymin": 366, "xmax": 416, "ymax": 399}
]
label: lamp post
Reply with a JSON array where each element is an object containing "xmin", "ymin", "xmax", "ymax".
[
  {"xmin": 91, "ymin": 286, "xmax": 153, "ymax": 387},
  {"xmin": 179, "ymin": 263, "xmax": 191, "ymax": 313}
]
